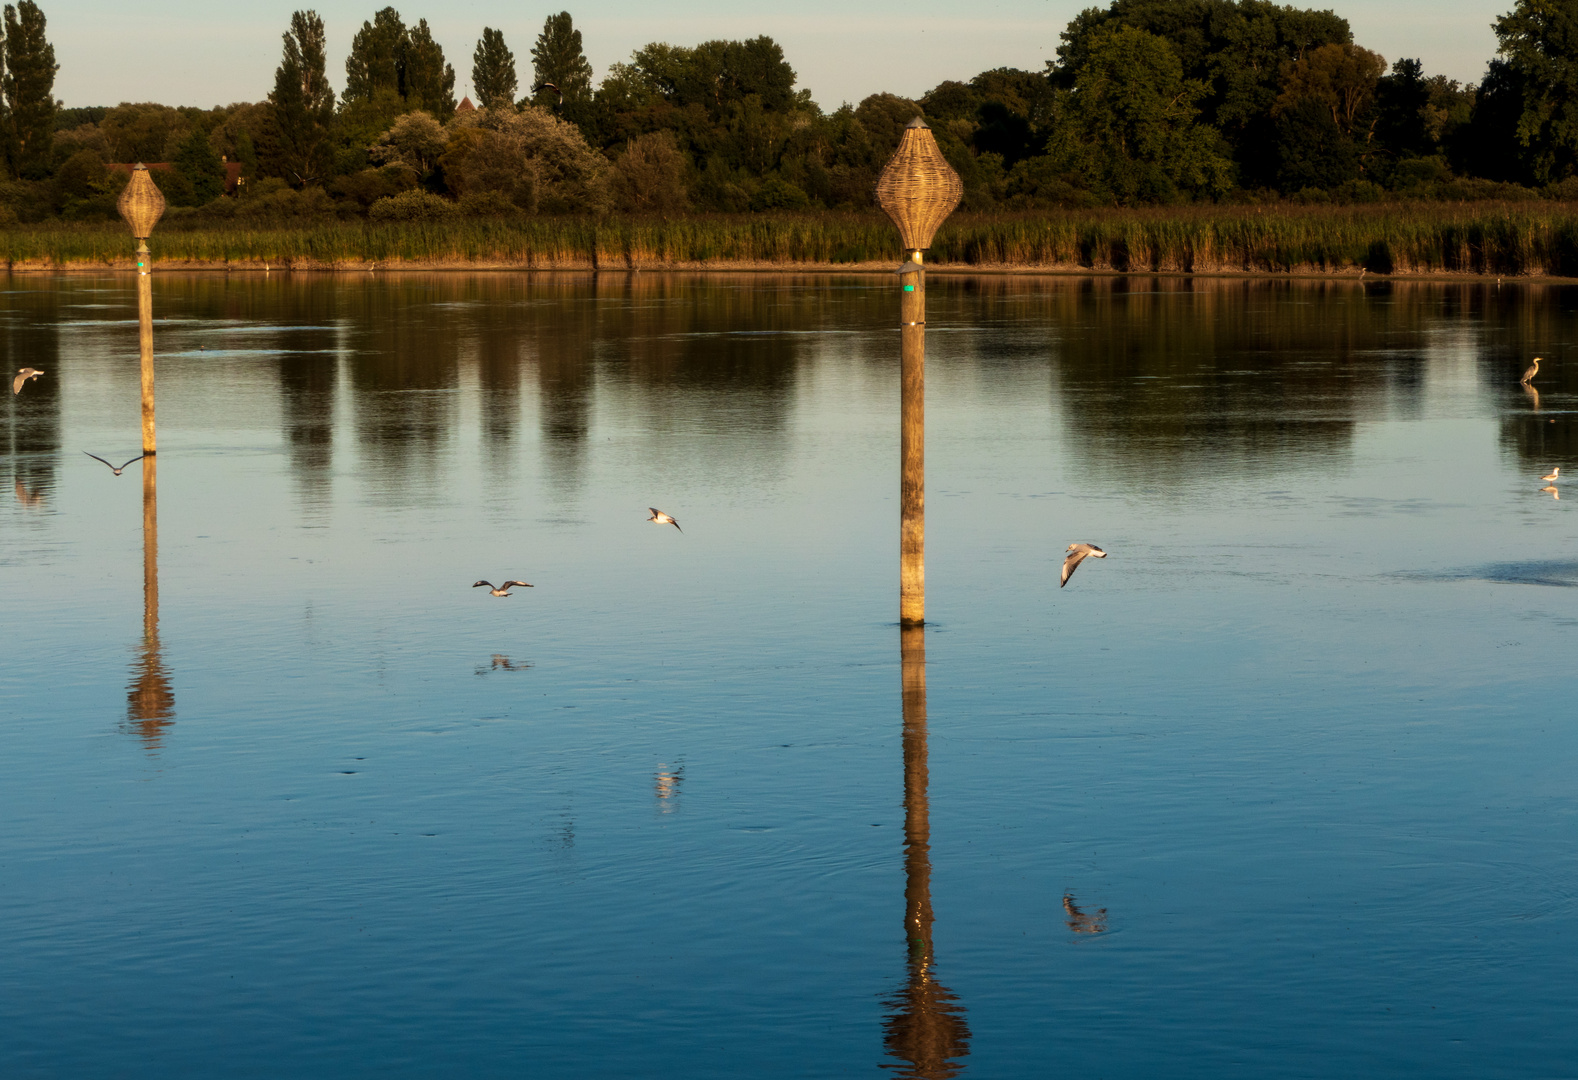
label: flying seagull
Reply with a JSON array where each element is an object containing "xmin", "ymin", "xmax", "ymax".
[
  {"xmin": 473, "ymin": 580, "xmax": 533, "ymax": 597},
  {"xmin": 647, "ymin": 507, "xmax": 681, "ymax": 532},
  {"xmin": 1541, "ymin": 467, "xmax": 1561, "ymax": 482},
  {"xmin": 533, "ymin": 82, "xmax": 564, "ymax": 106},
  {"xmin": 1521, "ymin": 357, "xmax": 1542, "ymax": 385},
  {"xmin": 84, "ymin": 451, "xmax": 148, "ymax": 476},
  {"xmin": 1061, "ymin": 542, "xmax": 1107, "ymax": 587},
  {"xmin": 12, "ymin": 367, "xmax": 43, "ymax": 394}
]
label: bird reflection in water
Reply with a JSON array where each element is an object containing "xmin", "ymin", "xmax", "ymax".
[
  {"xmin": 125, "ymin": 456, "xmax": 174, "ymax": 747},
  {"xmin": 1063, "ymin": 894, "xmax": 1108, "ymax": 934},
  {"xmin": 1524, "ymin": 384, "xmax": 1541, "ymax": 412},
  {"xmin": 654, "ymin": 761, "xmax": 684, "ymax": 812},
  {"xmin": 1543, "ymin": 485, "xmax": 1561, "ymax": 500},
  {"xmin": 475, "ymin": 654, "xmax": 532, "ymax": 674},
  {"xmin": 13, "ymin": 478, "xmax": 45, "ymax": 508},
  {"xmin": 882, "ymin": 625, "xmax": 970, "ymax": 1079}
]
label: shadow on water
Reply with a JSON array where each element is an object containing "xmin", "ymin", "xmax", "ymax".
[
  {"xmin": 882, "ymin": 625, "xmax": 970, "ymax": 1079},
  {"xmin": 1399, "ymin": 560, "xmax": 1578, "ymax": 588},
  {"xmin": 125, "ymin": 456, "xmax": 173, "ymax": 748}
]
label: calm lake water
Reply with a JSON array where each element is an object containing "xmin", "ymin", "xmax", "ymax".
[{"xmin": 2, "ymin": 271, "xmax": 1576, "ymax": 1078}]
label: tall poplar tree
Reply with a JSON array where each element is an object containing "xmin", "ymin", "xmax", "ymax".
[
  {"xmin": 268, "ymin": 9, "xmax": 335, "ymax": 187},
  {"xmin": 344, "ymin": 7, "xmax": 406, "ymax": 106},
  {"xmin": 472, "ymin": 27, "xmax": 518, "ymax": 111},
  {"xmin": 530, "ymin": 12, "xmax": 592, "ymax": 108},
  {"xmin": 2, "ymin": 0, "xmax": 57, "ymax": 179},
  {"xmin": 401, "ymin": 19, "xmax": 455, "ymax": 115}
]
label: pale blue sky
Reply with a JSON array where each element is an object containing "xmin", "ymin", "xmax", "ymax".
[{"xmin": 53, "ymin": 0, "xmax": 1505, "ymax": 111}]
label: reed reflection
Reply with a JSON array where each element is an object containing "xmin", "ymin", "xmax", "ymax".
[
  {"xmin": 126, "ymin": 456, "xmax": 173, "ymax": 747},
  {"xmin": 883, "ymin": 624, "xmax": 969, "ymax": 1079}
]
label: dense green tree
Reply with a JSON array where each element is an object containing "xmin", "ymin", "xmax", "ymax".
[
  {"xmin": 1045, "ymin": 24, "xmax": 1232, "ymax": 202},
  {"xmin": 1052, "ymin": 0, "xmax": 1351, "ymax": 187},
  {"xmin": 472, "ymin": 28, "xmax": 518, "ymax": 111},
  {"xmin": 99, "ymin": 103, "xmax": 186, "ymax": 163},
  {"xmin": 268, "ymin": 10, "xmax": 335, "ymax": 187},
  {"xmin": 2, "ymin": 0, "xmax": 57, "ymax": 178},
  {"xmin": 1270, "ymin": 42, "xmax": 1383, "ymax": 189},
  {"xmin": 344, "ymin": 7, "xmax": 405, "ymax": 106},
  {"xmin": 172, "ymin": 125, "xmax": 225, "ymax": 205},
  {"xmin": 1375, "ymin": 59, "xmax": 1434, "ymax": 161},
  {"xmin": 402, "ymin": 19, "xmax": 455, "ymax": 116},
  {"xmin": 529, "ymin": 12, "xmax": 593, "ymax": 109},
  {"xmin": 1489, "ymin": 0, "xmax": 1578, "ymax": 183}
]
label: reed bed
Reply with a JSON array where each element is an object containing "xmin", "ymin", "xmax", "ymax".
[{"xmin": 8, "ymin": 203, "xmax": 1578, "ymax": 275}]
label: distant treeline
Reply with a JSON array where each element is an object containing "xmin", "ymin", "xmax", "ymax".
[
  {"xmin": 6, "ymin": 0, "xmax": 1578, "ymax": 229},
  {"xmin": 12, "ymin": 205, "xmax": 1578, "ymax": 278}
]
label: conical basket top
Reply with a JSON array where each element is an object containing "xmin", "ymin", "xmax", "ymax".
[
  {"xmin": 875, "ymin": 118, "xmax": 963, "ymax": 252},
  {"xmin": 117, "ymin": 164, "xmax": 166, "ymax": 240}
]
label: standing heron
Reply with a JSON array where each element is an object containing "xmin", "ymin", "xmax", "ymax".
[
  {"xmin": 1521, "ymin": 357, "xmax": 1542, "ymax": 385},
  {"xmin": 12, "ymin": 367, "xmax": 43, "ymax": 394}
]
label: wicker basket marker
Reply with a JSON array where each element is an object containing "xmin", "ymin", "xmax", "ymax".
[
  {"xmin": 117, "ymin": 164, "xmax": 166, "ymax": 241},
  {"xmin": 875, "ymin": 117, "xmax": 963, "ymax": 254}
]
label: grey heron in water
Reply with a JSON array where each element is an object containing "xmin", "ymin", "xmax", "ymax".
[
  {"xmin": 473, "ymin": 580, "xmax": 533, "ymax": 597},
  {"xmin": 1521, "ymin": 357, "xmax": 1542, "ymax": 385},
  {"xmin": 12, "ymin": 368, "xmax": 43, "ymax": 395},
  {"xmin": 1061, "ymin": 543, "xmax": 1107, "ymax": 587},
  {"xmin": 647, "ymin": 507, "xmax": 681, "ymax": 532}
]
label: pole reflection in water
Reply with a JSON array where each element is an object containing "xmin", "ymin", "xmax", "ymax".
[
  {"xmin": 126, "ymin": 456, "xmax": 174, "ymax": 746},
  {"xmin": 883, "ymin": 624, "xmax": 970, "ymax": 1078}
]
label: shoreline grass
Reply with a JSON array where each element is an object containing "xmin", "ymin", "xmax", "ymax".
[{"xmin": 8, "ymin": 203, "xmax": 1578, "ymax": 276}]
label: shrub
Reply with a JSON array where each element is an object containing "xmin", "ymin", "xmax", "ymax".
[
  {"xmin": 368, "ymin": 189, "xmax": 457, "ymax": 221},
  {"xmin": 610, "ymin": 131, "xmax": 689, "ymax": 214},
  {"xmin": 751, "ymin": 175, "xmax": 811, "ymax": 211}
]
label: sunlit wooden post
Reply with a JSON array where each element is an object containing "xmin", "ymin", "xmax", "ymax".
[
  {"xmin": 876, "ymin": 119, "xmax": 962, "ymax": 627},
  {"xmin": 116, "ymin": 164, "xmax": 166, "ymax": 455}
]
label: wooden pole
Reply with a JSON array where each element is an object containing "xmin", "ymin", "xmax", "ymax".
[
  {"xmin": 137, "ymin": 239, "xmax": 156, "ymax": 455},
  {"xmin": 141, "ymin": 454, "xmax": 158, "ymax": 638},
  {"xmin": 900, "ymin": 256, "xmax": 925, "ymax": 626}
]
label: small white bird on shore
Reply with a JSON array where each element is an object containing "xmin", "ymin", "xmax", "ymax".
[
  {"xmin": 84, "ymin": 451, "xmax": 148, "ymax": 476},
  {"xmin": 1541, "ymin": 467, "xmax": 1560, "ymax": 482},
  {"xmin": 647, "ymin": 507, "xmax": 681, "ymax": 532},
  {"xmin": 473, "ymin": 580, "xmax": 533, "ymax": 597},
  {"xmin": 12, "ymin": 367, "xmax": 43, "ymax": 395},
  {"xmin": 1061, "ymin": 543, "xmax": 1107, "ymax": 587}
]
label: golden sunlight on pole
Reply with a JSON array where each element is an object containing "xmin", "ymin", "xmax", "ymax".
[
  {"xmin": 876, "ymin": 119, "xmax": 962, "ymax": 627},
  {"xmin": 883, "ymin": 624, "xmax": 970, "ymax": 1078},
  {"xmin": 116, "ymin": 164, "xmax": 166, "ymax": 456}
]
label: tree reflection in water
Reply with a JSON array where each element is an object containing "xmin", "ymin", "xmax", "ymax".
[
  {"xmin": 883, "ymin": 624, "xmax": 970, "ymax": 1078},
  {"xmin": 126, "ymin": 456, "xmax": 174, "ymax": 748}
]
